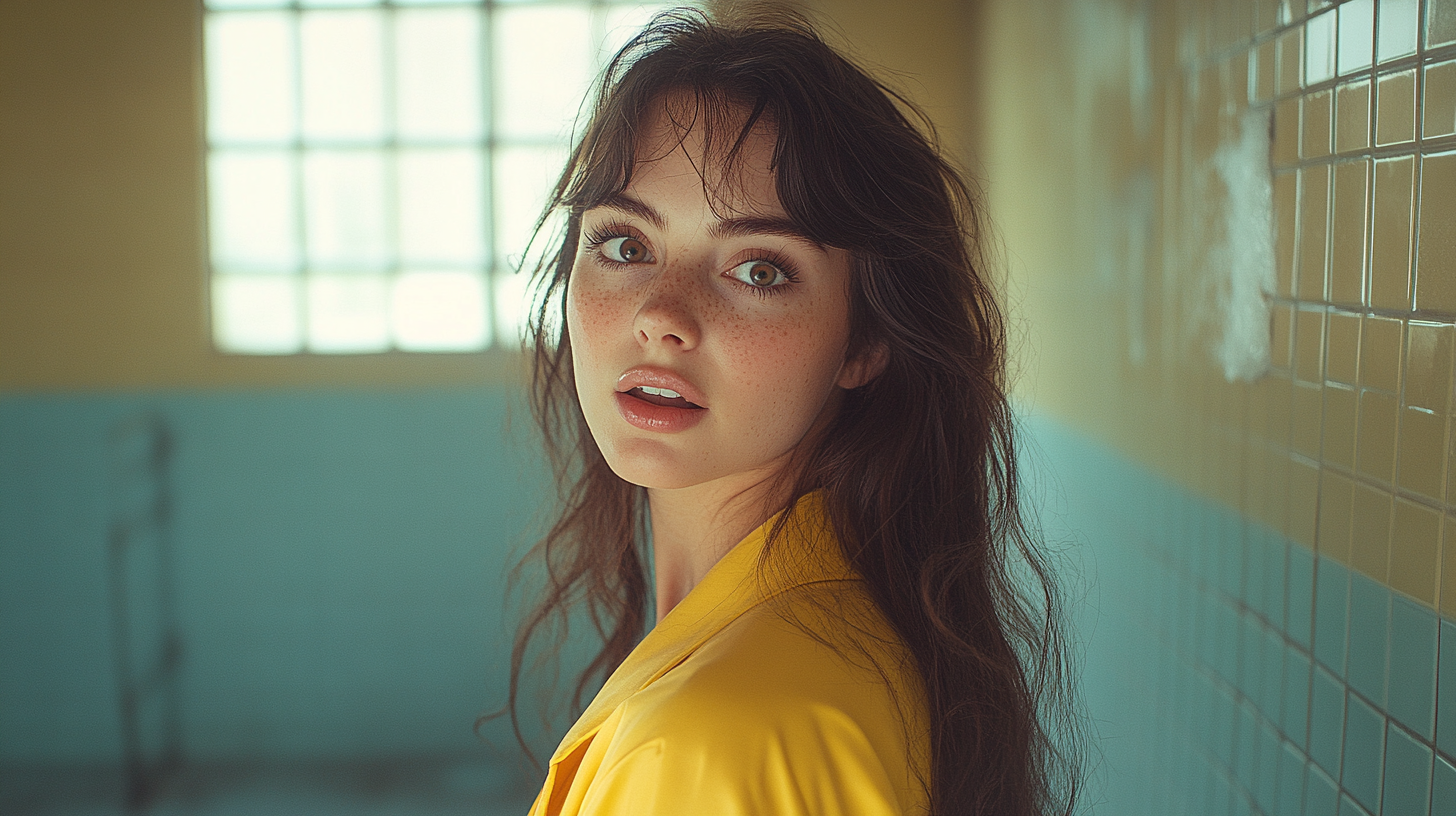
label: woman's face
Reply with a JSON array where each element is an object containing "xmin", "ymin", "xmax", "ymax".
[{"xmin": 566, "ymin": 107, "xmax": 872, "ymax": 492}]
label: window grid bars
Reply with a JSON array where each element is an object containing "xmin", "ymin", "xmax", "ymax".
[
  {"xmin": 479, "ymin": 3, "xmax": 498, "ymax": 346},
  {"xmin": 204, "ymin": 0, "xmax": 671, "ymax": 353}
]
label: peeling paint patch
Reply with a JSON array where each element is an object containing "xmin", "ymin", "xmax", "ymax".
[{"xmin": 1211, "ymin": 110, "xmax": 1276, "ymax": 382}]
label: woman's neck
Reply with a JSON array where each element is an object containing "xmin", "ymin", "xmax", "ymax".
[{"xmin": 646, "ymin": 470, "xmax": 791, "ymax": 624}]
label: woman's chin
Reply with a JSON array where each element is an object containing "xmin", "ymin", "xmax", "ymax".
[{"xmin": 601, "ymin": 440, "xmax": 707, "ymax": 491}]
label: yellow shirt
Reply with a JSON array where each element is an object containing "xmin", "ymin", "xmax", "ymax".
[{"xmin": 527, "ymin": 492, "xmax": 930, "ymax": 816}]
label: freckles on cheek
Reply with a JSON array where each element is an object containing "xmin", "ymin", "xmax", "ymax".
[
  {"xmin": 721, "ymin": 309, "xmax": 830, "ymax": 412},
  {"xmin": 568, "ymin": 279, "xmax": 623, "ymax": 344}
]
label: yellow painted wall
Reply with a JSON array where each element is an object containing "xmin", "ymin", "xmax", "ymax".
[
  {"xmin": 800, "ymin": 0, "xmax": 981, "ymax": 166},
  {"xmin": 982, "ymin": 0, "xmax": 1456, "ymax": 613},
  {"xmin": 0, "ymin": 0, "xmax": 971, "ymax": 391}
]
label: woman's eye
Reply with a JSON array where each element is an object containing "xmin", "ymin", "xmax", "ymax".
[
  {"xmin": 728, "ymin": 260, "xmax": 788, "ymax": 289},
  {"xmin": 600, "ymin": 236, "xmax": 651, "ymax": 263}
]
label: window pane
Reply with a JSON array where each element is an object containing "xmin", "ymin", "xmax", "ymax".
[
  {"xmin": 300, "ymin": 10, "xmax": 385, "ymax": 141},
  {"xmin": 303, "ymin": 150, "xmax": 389, "ymax": 271},
  {"xmin": 213, "ymin": 274, "xmax": 302, "ymax": 353},
  {"xmin": 301, "ymin": 0, "xmax": 381, "ymax": 8},
  {"xmin": 207, "ymin": 12, "xmax": 297, "ymax": 143},
  {"xmin": 493, "ymin": 267, "xmax": 533, "ymax": 349},
  {"xmin": 207, "ymin": 0, "xmax": 290, "ymax": 9},
  {"xmin": 209, "ymin": 150, "xmax": 298, "ymax": 271},
  {"xmin": 392, "ymin": 271, "xmax": 489, "ymax": 351},
  {"xmin": 396, "ymin": 7, "xmax": 482, "ymax": 140},
  {"xmin": 399, "ymin": 149, "xmax": 484, "ymax": 265},
  {"xmin": 493, "ymin": 145, "xmax": 567, "ymax": 270},
  {"xmin": 207, "ymin": 1, "xmax": 686, "ymax": 353},
  {"xmin": 306, "ymin": 274, "xmax": 390, "ymax": 352},
  {"xmin": 495, "ymin": 4, "xmax": 593, "ymax": 140}
]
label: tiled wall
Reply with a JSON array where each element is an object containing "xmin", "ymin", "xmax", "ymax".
[
  {"xmin": 1029, "ymin": 411, "xmax": 1448, "ymax": 816},
  {"xmin": 983, "ymin": 0, "xmax": 1456, "ymax": 813}
]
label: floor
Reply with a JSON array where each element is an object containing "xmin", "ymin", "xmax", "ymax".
[{"xmin": 0, "ymin": 756, "xmax": 539, "ymax": 816}]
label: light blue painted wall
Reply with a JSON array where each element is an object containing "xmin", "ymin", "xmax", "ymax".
[
  {"xmin": 5, "ymin": 393, "xmax": 1451, "ymax": 814},
  {"xmin": 0, "ymin": 389, "xmax": 557, "ymax": 766}
]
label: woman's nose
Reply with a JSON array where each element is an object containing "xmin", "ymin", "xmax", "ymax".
[{"xmin": 633, "ymin": 266, "xmax": 702, "ymax": 351}]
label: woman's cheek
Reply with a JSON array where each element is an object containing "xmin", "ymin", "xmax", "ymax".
[
  {"xmin": 566, "ymin": 279, "xmax": 619, "ymax": 409},
  {"xmin": 567, "ymin": 273, "xmax": 624, "ymax": 350},
  {"xmin": 725, "ymin": 314, "xmax": 827, "ymax": 415}
]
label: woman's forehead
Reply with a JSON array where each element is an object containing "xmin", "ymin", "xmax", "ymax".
[{"xmin": 625, "ymin": 97, "xmax": 782, "ymax": 216}]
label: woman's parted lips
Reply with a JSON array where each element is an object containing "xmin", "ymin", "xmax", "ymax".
[{"xmin": 615, "ymin": 367, "xmax": 707, "ymax": 409}]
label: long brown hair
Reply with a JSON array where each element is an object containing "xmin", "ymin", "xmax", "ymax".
[{"xmin": 500, "ymin": 6, "xmax": 1083, "ymax": 815}]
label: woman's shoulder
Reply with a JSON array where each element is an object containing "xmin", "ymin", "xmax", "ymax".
[
  {"xmin": 690, "ymin": 578, "xmax": 920, "ymax": 711},
  {"xmin": 601, "ymin": 579, "xmax": 928, "ymax": 802}
]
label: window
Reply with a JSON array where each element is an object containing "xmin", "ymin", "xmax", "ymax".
[{"xmin": 204, "ymin": 0, "xmax": 679, "ymax": 354}]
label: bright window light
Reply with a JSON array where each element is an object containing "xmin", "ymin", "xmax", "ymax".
[
  {"xmin": 302, "ymin": 150, "xmax": 390, "ymax": 271},
  {"xmin": 395, "ymin": 9, "xmax": 481, "ymax": 140},
  {"xmin": 300, "ymin": 11, "xmax": 386, "ymax": 141},
  {"xmin": 206, "ymin": 13, "xmax": 296, "ymax": 141},
  {"xmin": 213, "ymin": 275, "xmax": 303, "ymax": 354},
  {"xmin": 495, "ymin": 5, "xmax": 594, "ymax": 141},
  {"xmin": 493, "ymin": 145, "xmax": 569, "ymax": 271},
  {"xmin": 208, "ymin": 151, "xmax": 299, "ymax": 271},
  {"xmin": 398, "ymin": 149, "xmax": 486, "ymax": 264},
  {"xmin": 306, "ymin": 274, "xmax": 392, "ymax": 352},
  {"xmin": 203, "ymin": 0, "xmax": 685, "ymax": 354},
  {"xmin": 393, "ymin": 271, "xmax": 489, "ymax": 351}
]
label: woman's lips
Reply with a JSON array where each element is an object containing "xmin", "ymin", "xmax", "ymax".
[
  {"xmin": 614, "ymin": 390, "xmax": 706, "ymax": 432},
  {"xmin": 613, "ymin": 367, "xmax": 708, "ymax": 432},
  {"xmin": 615, "ymin": 367, "xmax": 707, "ymax": 407}
]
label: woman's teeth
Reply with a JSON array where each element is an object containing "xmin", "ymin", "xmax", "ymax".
[{"xmin": 627, "ymin": 386, "xmax": 702, "ymax": 409}]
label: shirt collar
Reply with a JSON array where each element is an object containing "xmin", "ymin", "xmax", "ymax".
[{"xmin": 549, "ymin": 490, "xmax": 858, "ymax": 763}]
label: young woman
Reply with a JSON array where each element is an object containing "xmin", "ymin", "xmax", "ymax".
[{"xmin": 503, "ymin": 7, "xmax": 1081, "ymax": 815}]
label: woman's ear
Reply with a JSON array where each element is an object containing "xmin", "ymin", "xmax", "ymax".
[{"xmin": 836, "ymin": 343, "xmax": 888, "ymax": 389}]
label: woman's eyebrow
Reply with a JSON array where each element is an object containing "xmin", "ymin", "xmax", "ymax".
[
  {"xmin": 710, "ymin": 216, "xmax": 826, "ymax": 251},
  {"xmin": 591, "ymin": 192, "xmax": 826, "ymax": 252},
  {"xmin": 594, "ymin": 193, "xmax": 666, "ymax": 230}
]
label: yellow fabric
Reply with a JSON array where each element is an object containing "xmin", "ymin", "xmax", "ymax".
[{"xmin": 526, "ymin": 492, "xmax": 930, "ymax": 816}]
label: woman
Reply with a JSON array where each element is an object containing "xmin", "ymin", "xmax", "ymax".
[{"xmin": 502, "ymin": 7, "xmax": 1081, "ymax": 815}]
